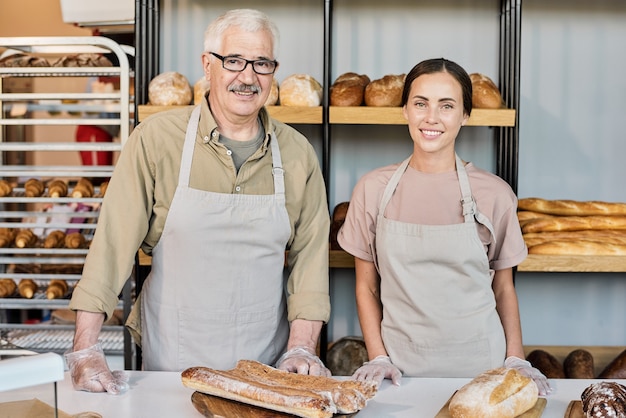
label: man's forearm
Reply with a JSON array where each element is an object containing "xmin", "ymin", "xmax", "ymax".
[
  {"xmin": 73, "ymin": 310, "xmax": 106, "ymax": 351},
  {"xmin": 286, "ymin": 318, "xmax": 324, "ymax": 352}
]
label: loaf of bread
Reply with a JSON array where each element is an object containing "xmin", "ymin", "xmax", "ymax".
[
  {"xmin": 18, "ymin": 279, "xmax": 38, "ymax": 299},
  {"xmin": 71, "ymin": 178, "xmax": 94, "ymax": 198},
  {"xmin": 470, "ymin": 73, "xmax": 504, "ymax": 109},
  {"xmin": 265, "ymin": 77, "xmax": 279, "ymax": 106},
  {"xmin": 518, "ymin": 197, "xmax": 626, "ymax": 216},
  {"xmin": 0, "ymin": 52, "xmax": 49, "ymax": 67},
  {"xmin": 528, "ymin": 240, "xmax": 626, "ymax": 256},
  {"xmin": 330, "ymin": 202, "xmax": 349, "ymax": 250},
  {"xmin": 181, "ymin": 359, "xmax": 377, "ymax": 418},
  {"xmin": 15, "ymin": 229, "xmax": 38, "ymax": 248},
  {"xmin": 52, "ymin": 54, "xmax": 112, "ymax": 68},
  {"xmin": 563, "ymin": 349, "xmax": 595, "ymax": 379},
  {"xmin": 448, "ymin": 368, "xmax": 538, "ymax": 418},
  {"xmin": 24, "ymin": 178, "xmax": 44, "ymax": 197},
  {"xmin": 581, "ymin": 382, "xmax": 626, "ymax": 418},
  {"xmin": 330, "ymin": 72, "xmax": 370, "ymax": 106},
  {"xmin": 64, "ymin": 232, "xmax": 87, "ymax": 249},
  {"xmin": 598, "ymin": 348, "xmax": 626, "ymax": 379},
  {"xmin": 44, "ymin": 230, "xmax": 66, "ymax": 249},
  {"xmin": 47, "ymin": 179, "xmax": 68, "ymax": 198},
  {"xmin": 326, "ymin": 336, "xmax": 368, "ymax": 376},
  {"xmin": 193, "ymin": 77, "xmax": 210, "ymax": 105},
  {"xmin": 526, "ymin": 349, "xmax": 565, "ymax": 378},
  {"xmin": 521, "ymin": 215, "xmax": 626, "ymax": 234},
  {"xmin": 364, "ymin": 74, "xmax": 404, "ymax": 107},
  {"xmin": 0, "ymin": 228, "xmax": 16, "ymax": 248},
  {"xmin": 148, "ymin": 71, "xmax": 192, "ymax": 106},
  {"xmin": 46, "ymin": 279, "xmax": 68, "ymax": 300},
  {"xmin": 0, "ymin": 279, "xmax": 17, "ymax": 298},
  {"xmin": 279, "ymin": 74, "xmax": 323, "ymax": 107},
  {"xmin": 0, "ymin": 179, "xmax": 13, "ymax": 197}
]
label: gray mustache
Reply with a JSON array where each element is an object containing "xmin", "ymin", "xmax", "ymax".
[{"xmin": 229, "ymin": 85, "xmax": 261, "ymax": 94}]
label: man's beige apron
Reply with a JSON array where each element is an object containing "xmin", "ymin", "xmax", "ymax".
[
  {"xmin": 376, "ymin": 155, "xmax": 506, "ymax": 377},
  {"xmin": 139, "ymin": 106, "xmax": 290, "ymax": 371}
]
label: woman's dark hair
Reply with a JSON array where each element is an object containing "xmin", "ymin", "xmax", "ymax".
[{"xmin": 401, "ymin": 58, "xmax": 472, "ymax": 116}]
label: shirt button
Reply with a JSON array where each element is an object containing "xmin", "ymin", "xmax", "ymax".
[
  {"xmin": 226, "ymin": 150, "xmax": 232, "ymax": 156},
  {"xmin": 235, "ymin": 186, "xmax": 241, "ymax": 192},
  {"xmin": 211, "ymin": 131, "xmax": 218, "ymax": 138},
  {"xmin": 203, "ymin": 135, "xmax": 209, "ymax": 142}
]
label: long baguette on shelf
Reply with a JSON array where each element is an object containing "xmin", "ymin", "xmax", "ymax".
[
  {"xmin": 523, "ymin": 230, "xmax": 626, "ymax": 247},
  {"xmin": 181, "ymin": 360, "xmax": 377, "ymax": 418},
  {"xmin": 528, "ymin": 240, "xmax": 626, "ymax": 256},
  {"xmin": 518, "ymin": 197, "xmax": 626, "ymax": 216},
  {"xmin": 521, "ymin": 215, "xmax": 626, "ymax": 234}
]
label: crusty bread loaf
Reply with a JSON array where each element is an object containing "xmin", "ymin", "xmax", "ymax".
[
  {"xmin": 448, "ymin": 368, "xmax": 538, "ymax": 418},
  {"xmin": 564, "ymin": 349, "xmax": 595, "ymax": 379},
  {"xmin": 181, "ymin": 360, "xmax": 377, "ymax": 418},
  {"xmin": 330, "ymin": 72, "xmax": 370, "ymax": 106},
  {"xmin": 364, "ymin": 74, "xmax": 405, "ymax": 107},
  {"xmin": 193, "ymin": 77, "xmax": 210, "ymax": 105},
  {"xmin": 470, "ymin": 73, "xmax": 503, "ymax": 109},
  {"xmin": 598, "ymin": 348, "xmax": 626, "ymax": 379},
  {"xmin": 148, "ymin": 71, "xmax": 192, "ymax": 106},
  {"xmin": 517, "ymin": 210, "xmax": 554, "ymax": 223},
  {"xmin": 518, "ymin": 197, "xmax": 626, "ymax": 216},
  {"xmin": 581, "ymin": 382, "xmax": 626, "ymax": 417},
  {"xmin": 279, "ymin": 74, "xmax": 323, "ymax": 107},
  {"xmin": 526, "ymin": 349, "xmax": 565, "ymax": 378},
  {"xmin": 265, "ymin": 77, "xmax": 279, "ymax": 106},
  {"xmin": 528, "ymin": 240, "xmax": 626, "ymax": 256},
  {"xmin": 521, "ymin": 215, "xmax": 626, "ymax": 233}
]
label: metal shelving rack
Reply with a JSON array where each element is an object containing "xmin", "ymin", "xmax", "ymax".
[{"xmin": 0, "ymin": 36, "xmax": 135, "ymax": 367}]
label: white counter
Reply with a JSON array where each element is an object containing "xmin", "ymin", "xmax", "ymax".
[{"xmin": 0, "ymin": 371, "xmax": 623, "ymax": 417}]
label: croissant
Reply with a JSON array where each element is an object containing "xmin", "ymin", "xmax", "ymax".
[
  {"xmin": 47, "ymin": 179, "xmax": 68, "ymax": 198},
  {"xmin": 64, "ymin": 232, "xmax": 86, "ymax": 249},
  {"xmin": 44, "ymin": 230, "xmax": 66, "ymax": 248},
  {"xmin": 99, "ymin": 181, "xmax": 109, "ymax": 197},
  {"xmin": 15, "ymin": 229, "xmax": 38, "ymax": 248},
  {"xmin": 18, "ymin": 279, "xmax": 38, "ymax": 299},
  {"xmin": 0, "ymin": 179, "xmax": 13, "ymax": 197},
  {"xmin": 24, "ymin": 178, "xmax": 44, "ymax": 197},
  {"xmin": 0, "ymin": 228, "xmax": 16, "ymax": 247},
  {"xmin": 0, "ymin": 279, "xmax": 17, "ymax": 297},
  {"xmin": 46, "ymin": 279, "xmax": 68, "ymax": 300},
  {"xmin": 71, "ymin": 178, "xmax": 94, "ymax": 198}
]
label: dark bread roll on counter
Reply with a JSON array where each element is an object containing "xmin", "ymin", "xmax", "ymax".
[
  {"xmin": 526, "ymin": 349, "xmax": 565, "ymax": 378},
  {"xmin": 564, "ymin": 349, "xmax": 595, "ymax": 379}
]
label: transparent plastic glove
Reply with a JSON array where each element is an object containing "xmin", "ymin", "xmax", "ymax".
[
  {"xmin": 505, "ymin": 356, "xmax": 552, "ymax": 396},
  {"xmin": 64, "ymin": 342, "xmax": 129, "ymax": 395},
  {"xmin": 276, "ymin": 346, "xmax": 331, "ymax": 377},
  {"xmin": 352, "ymin": 355, "xmax": 402, "ymax": 387}
]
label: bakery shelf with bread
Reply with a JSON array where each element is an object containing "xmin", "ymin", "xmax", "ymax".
[{"xmin": 0, "ymin": 36, "xmax": 134, "ymax": 363}]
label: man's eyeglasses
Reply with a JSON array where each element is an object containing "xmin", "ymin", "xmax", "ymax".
[{"xmin": 210, "ymin": 52, "xmax": 278, "ymax": 75}]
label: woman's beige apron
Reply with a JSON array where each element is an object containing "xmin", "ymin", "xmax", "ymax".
[
  {"xmin": 376, "ymin": 155, "xmax": 505, "ymax": 377},
  {"xmin": 140, "ymin": 106, "xmax": 290, "ymax": 371}
]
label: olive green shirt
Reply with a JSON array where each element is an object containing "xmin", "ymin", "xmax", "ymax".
[{"xmin": 69, "ymin": 99, "xmax": 331, "ymax": 325}]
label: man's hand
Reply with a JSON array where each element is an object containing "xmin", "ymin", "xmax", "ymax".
[
  {"xmin": 276, "ymin": 346, "xmax": 331, "ymax": 377},
  {"xmin": 64, "ymin": 342, "xmax": 129, "ymax": 394}
]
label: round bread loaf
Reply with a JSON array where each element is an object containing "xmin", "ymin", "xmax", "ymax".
[
  {"xmin": 264, "ymin": 77, "xmax": 279, "ymax": 106},
  {"xmin": 330, "ymin": 72, "xmax": 370, "ymax": 106},
  {"xmin": 581, "ymin": 382, "xmax": 626, "ymax": 417},
  {"xmin": 470, "ymin": 73, "xmax": 503, "ymax": 109},
  {"xmin": 148, "ymin": 71, "xmax": 192, "ymax": 106},
  {"xmin": 193, "ymin": 77, "xmax": 210, "ymax": 105},
  {"xmin": 364, "ymin": 74, "xmax": 405, "ymax": 107},
  {"xmin": 326, "ymin": 336, "xmax": 368, "ymax": 376},
  {"xmin": 279, "ymin": 74, "xmax": 322, "ymax": 106}
]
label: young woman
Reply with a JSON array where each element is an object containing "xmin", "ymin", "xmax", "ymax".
[{"xmin": 338, "ymin": 58, "xmax": 550, "ymax": 395}]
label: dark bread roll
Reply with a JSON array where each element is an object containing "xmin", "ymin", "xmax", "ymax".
[
  {"xmin": 470, "ymin": 73, "xmax": 504, "ymax": 109},
  {"xmin": 598, "ymin": 348, "xmax": 626, "ymax": 379},
  {"xmin": 330, "ymin": 202, "xmax": 350, "ymax": 250},
  {"xmin": 330, "ymin": 73, "xmax": 370, "ymax": 106},
  {"xmin": 564, "ymin": 349, "xmax": 595, "ymax": 379},
  {"xmin": 526, "ymin": 349, "xmax": 565, "ymax": 378},
  {"xmin": 581, "ymin": 382, "xmax": 626, "ymax": 417},
  {"xmin": 364, "ymin": 74, "xmax": 405, "ymax": 107},
  {"xmin": 326, "ymin": 336, "xmax": 368, "ymax": 376}
]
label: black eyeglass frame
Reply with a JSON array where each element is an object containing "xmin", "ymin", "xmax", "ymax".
[{"xmin": 209, "ymin": 52, "xmax": 278, "ymax": 75}]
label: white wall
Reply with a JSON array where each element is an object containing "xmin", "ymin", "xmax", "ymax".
[{"xmin": 159, "ymin": 0, "xmax": 626, "ymax": 347}]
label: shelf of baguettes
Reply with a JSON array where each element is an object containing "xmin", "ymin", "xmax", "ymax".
[
  {"xmin": 139, "ymin": 249, "xmax": 626, "ymax": 272},
  {"xmin": 137, "ymin": 105, "xmax": 516, "ymax": 126}
]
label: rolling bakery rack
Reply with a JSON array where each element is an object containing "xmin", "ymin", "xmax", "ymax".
[{"xmin": 0, "ymin": 36, "xmax": 135, "ymax": 368}]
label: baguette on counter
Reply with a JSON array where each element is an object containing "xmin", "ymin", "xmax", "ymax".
[{"xmin": 181, "ymin": 359, "xmax": 377, "ymax": 418}]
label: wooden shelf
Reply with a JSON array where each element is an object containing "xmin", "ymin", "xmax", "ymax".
[
  {"xmin": 137, "ymin": 105, "xmax": 515, "ymax": 126},
  {"xmin": 139, "ymin": 249, "xmax": 626, "ymax": 272}
]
